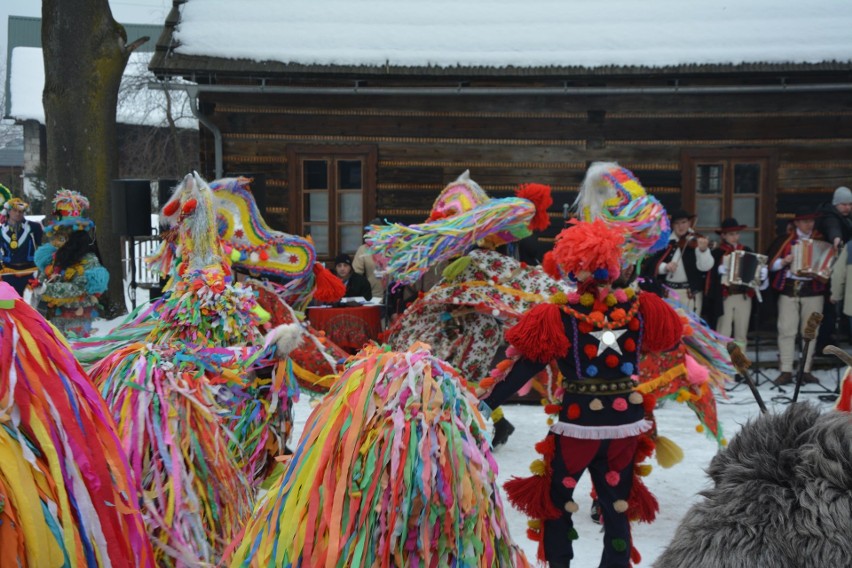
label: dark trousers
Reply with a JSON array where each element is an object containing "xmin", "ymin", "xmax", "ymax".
[
  {"xmin": 2, "ymin": 274, "xmax": 30, "ymax": 296},
  {"xmin": 545, "ymin": 434, "xmax": 638, "ymax": 568}
]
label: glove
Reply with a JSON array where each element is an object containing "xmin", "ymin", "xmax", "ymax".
[
  {"xmin": 759, "ymin": 266, "xmax": 769, "ymax": 281},
  {"xmin": 718, "ymin": 264, "xmax": 728, "ymax": 275}
]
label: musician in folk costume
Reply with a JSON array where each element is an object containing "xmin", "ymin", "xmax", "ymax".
[
  {"xmin": 767, "ymin": 207, "xmax": 827, "ymax": 385},
  {"xmin": 641, "ymin": 208, "xmax": 713, "ymax": 315},
  {"xmin": 709, "ymin": 217, "xmax": 768, "ymax": 348},
  {"xmin": 0, "ymin": 188, "xmax": 43, "ymax": 296}
]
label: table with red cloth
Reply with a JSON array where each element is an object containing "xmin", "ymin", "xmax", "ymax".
[{"xmin": 306, "ymin": 305, "xmax": 382, "ymax": 353}]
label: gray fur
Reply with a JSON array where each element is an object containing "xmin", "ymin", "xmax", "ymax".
[{"xmin": 655, "ymin": 404, "xmax": 852, "ymax": 568}]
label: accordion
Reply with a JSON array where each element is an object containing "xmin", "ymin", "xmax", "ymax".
[
  {"xmin": 791, "ymin": 239, "xmax": 836, "ymax": 283},
  {"xmin": 721, "ymin": 250, "xmax": 767, "ymax": 289}
]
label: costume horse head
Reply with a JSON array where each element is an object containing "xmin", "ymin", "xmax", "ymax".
[
  {"xmin": 209, "ymin": 177, "xmax": 315, "ymax": 280},
  {"xmin": 151, "ymin": 174, "xmax": 343, "ymax": 308}
]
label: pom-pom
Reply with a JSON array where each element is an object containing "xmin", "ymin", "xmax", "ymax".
[
  {"xmin": 567, "ymin": 403, "xmax": 581, "ymax": 420},
  {"xmin": 635, "ymin": 463, "xmax": 653, "ymax": 477},
  {"xmin": 162, "ymin": 199, "xmax": 180, "ymax": 217},
  {"xmin": 638, "ymin": 292, "xmax": 683, "ymax": 351},
  {"xmin": 529, "ymin": 459, "xmax": 546, "ymax": 476},
  {"xmin": 312, "ymin": 263, "xmax": 346, "ymax": 303},
  {"xmin": 265, "ymin": 323, "xmax": 304, "ymax": 358},
  {"xmin": 515, "ymin": 183, "xmax": 553, "ymax": 231},
  {"xmin": 612, "ymin": 537, "xmax": 628, "ymax": 551},
  {"xmin": 685, "ymin": 353, "xmax": 710, "ymax": 385},
  {"xmin": 84, "ymin": 265, "xmax": 110, "ymax": 295},
  {"xmin": 505, "ymin": 303, "xmax": 569, "ymax": 363},
  {"xmin": 549, "ymin": 291, "xmax": 568, "ymax": 305},
  {"xmin": 606, "ymin": 471, "xmax": 621, "ymax": 486},
  {"xmin": 34, "ymin": 243, "xmax": 58, "ymax": 271},
  {"xmin": 534, "ymin": 435, "xmax": 556, "ymax": 457},
  {"xmin": 181, "ymin": 198, "xmax": 198, "ymax": 215}
]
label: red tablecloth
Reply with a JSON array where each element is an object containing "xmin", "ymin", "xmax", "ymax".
[{"xmin": 307, "ymin": 305, "xmax": 382, "ymax": 352}]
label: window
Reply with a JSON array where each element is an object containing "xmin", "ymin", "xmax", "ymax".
[
  {"xmin": 287, "ymin": 146, "xmax": 376, "ymax": 260},
  {"xmin": 682, "ymin": 150, "xmax": 777, "ymax": 252}
]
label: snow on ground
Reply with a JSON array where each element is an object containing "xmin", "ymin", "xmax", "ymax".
[
  {"xmin": 89, "ymin": 296, "xmax": 843, "ymax": 566},
  {"xmin": 284, "ymin": 362, "xmax": 842, "ymax": 566}
]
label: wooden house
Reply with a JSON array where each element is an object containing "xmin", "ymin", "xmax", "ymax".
[{"xmin": 149, "ymin": 0, "xmax": 852, "ymax": 260}]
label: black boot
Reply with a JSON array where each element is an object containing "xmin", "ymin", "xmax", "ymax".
[
  {"xmin": 590, "ymin": 499, "xmax": 602, "ymax": 525},
  {"xmin": 492, "ymin": 417, "xmax": 515, "ymax": 447}
]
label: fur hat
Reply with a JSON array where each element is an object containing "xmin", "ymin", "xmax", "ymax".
[{"xmin": 833, "ymin": 186, "xmax": 852, "ymax": 206}]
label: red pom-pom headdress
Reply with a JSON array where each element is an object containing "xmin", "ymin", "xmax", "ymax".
[{"xmin": 552, "ymin": 218, "xmax": 624, "ymax": 282}]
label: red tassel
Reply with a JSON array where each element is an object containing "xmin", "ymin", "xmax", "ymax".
[
  {"xmin": 542, "ymin": 251, "xmax": 561, "ymax": 279},
  {"xmin": 505, "ymin": 303, "xmax": 569, "ymax": 363},
  {"xmin": 312, "ymin": 263, "xmax": 346, "ymax": 303},
  {"xmin": 638, "ymin": 292, "xmax": 683, "ymax": 352},
  {"xmin": 504, "ymin": 475, "xmax": 563, "ymax": 520},
  {"xmin": 526, "ymin": 528, "xmax": 541, "ymax": 541},
  {"xmin": 634, "ymin": 433, "xmax": 655, "ymax": 463},
  {"xmin": 631, "ymin": 545, "xmax": 642, "ymax": 564},
  {"xmin": 627, "ymin": 475, "xmax": 659, "ymax": 523},
  {"xmin": 515, "ymin": 183, "xmax": 553, "ymax": 231},
  {"xmin": 544, "ymin": 404, "xmax": 562, "ymax": 415}
]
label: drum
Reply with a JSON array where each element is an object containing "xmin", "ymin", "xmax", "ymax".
[
  {"xmin": 722, "ymin": 250, "xmax": 767, "ymax": 289},
  {"xmin": 791, "ymin": 239, "xmax": 836, "ymax": 283}
]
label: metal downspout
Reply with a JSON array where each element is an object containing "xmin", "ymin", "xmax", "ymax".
[{"xmin": 186, "ymin": 85, "xmax": 223, "ymax": 178}]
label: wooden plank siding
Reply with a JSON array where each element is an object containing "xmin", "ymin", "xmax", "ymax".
[{"xmin": 195, "ymin": 88, "xmax": 852, "ymax": 257}]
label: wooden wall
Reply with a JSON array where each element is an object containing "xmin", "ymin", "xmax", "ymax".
[{"xmin": 196, "ymin": 85, "xmax": 852, "ymax": 254}]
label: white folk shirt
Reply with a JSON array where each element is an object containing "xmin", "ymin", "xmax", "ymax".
[
  {"xmin": 770, "ymin": 228, "xmax": 814, "ymax": 281},
  {"xmin": 658, "ymin": 231, "xmax": 714, "ymax": 284}
]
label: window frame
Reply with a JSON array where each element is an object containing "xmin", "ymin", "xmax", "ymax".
[
  {"xmin": 681, "ymin": 148, "xmax": 778, "ymax": 252},
  {"xmin": 287, "ymin": 145, "xmax": 377, "ymax": 261}
]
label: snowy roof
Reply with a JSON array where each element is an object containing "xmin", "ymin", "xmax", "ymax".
[
  {"xmin": 155, "ymin": 0, "xmax": 852, "ymax": 75},
  {"xmin": 9, "ymin": 47, "xmax": 197, "ymax": 129}
]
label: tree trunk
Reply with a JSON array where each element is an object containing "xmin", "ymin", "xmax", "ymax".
[{"xmin": 42, "ymin": 0, "xmax": 147, "ymax": 317}]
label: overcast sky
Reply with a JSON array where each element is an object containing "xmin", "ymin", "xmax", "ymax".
[{"xmin": 2, "ymin": 0, "xmax": 170, "ymax": 69}]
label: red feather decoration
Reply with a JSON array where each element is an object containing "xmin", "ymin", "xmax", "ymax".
[{"xmin": 515, "ymin": 183, "xmax": 553, "ymax": 231}]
